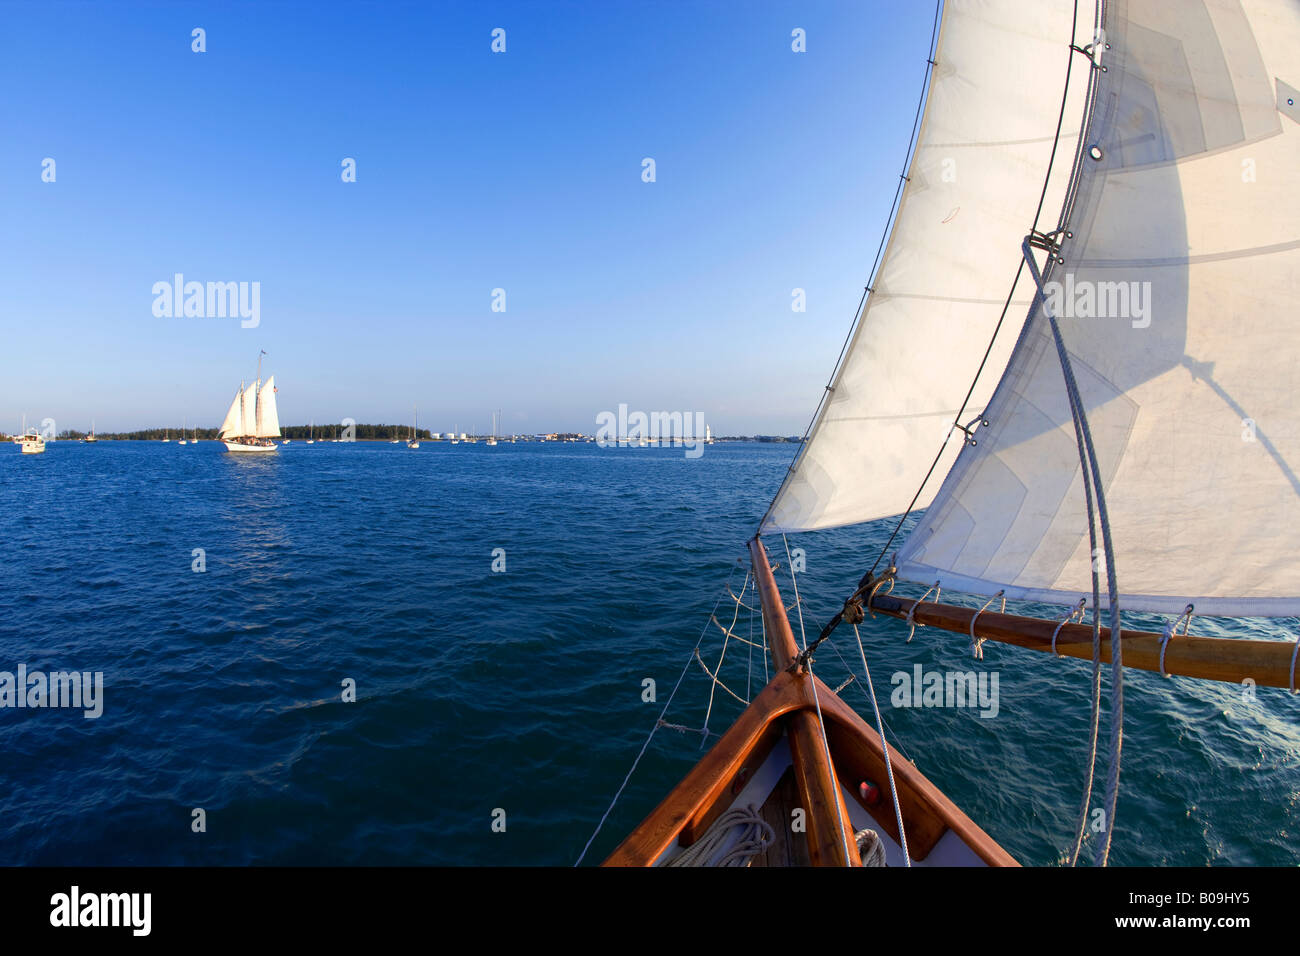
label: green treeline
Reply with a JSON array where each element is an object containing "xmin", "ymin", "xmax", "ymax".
[{"xmin": 11, "ymin": 425, "xmax": 435, "ymax": 441}]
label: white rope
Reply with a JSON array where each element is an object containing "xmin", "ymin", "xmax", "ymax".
[
  {"xmin": 1158, "ymin": 604, "xmax": 1194, "ymax": 678},
  {"xmin": 782, "ymin": 533, "xmax": 855, "ymax": 866},
  {"xmin": 969, "ymin": 590, "xmax": 1005, "ymax": 660},
  {"xmin": 728, "ymin": 586, "xmax": 762, "ymax": 614},
  {"xmin": 1051, "ymin": 597, "xmax": 1088, "ymax": 656},
  {"xmin": 747, "ymin": 586, "xmax": 755, "ymax": 702},
  {"xmin": 903, "ymin": 580, "xmax": 939, "ymax": 642},
  {"xmin": 694, "ymin": 649, "xmax": 747, "ymax": 706},
  {"xmin": 574, "ymin": 562, "xmax": 743, "ymax": 866},
  {"xmin": 657, "ymin": 720, "xmax": 718, "ymax": 739},
  {"xmin": 701, "ymin": 572, "xmax": 752, "ymax": 737},
  {"xmin": 663, "ymin": 805, "xmax": 775, "ymax": 867},
  {"xmin": 710, "ymin": 614, "xmax": 765, "ymax": 650},
  {"xmin": 851, "ymin": 622, "xmax": 911, "ymax": 866}
]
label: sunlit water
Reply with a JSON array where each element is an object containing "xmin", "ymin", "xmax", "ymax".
[{"xmin": 1, "ymin": 440, "xmax": 1296, "ymax": 865}]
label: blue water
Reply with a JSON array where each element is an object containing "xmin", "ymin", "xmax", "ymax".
[{"xmin": 1, "ymin": 440, "xmax": 1296, "ymax": 865}]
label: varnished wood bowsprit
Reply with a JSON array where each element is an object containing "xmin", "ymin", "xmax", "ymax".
[
  {"xmin": 870, "ymin": 594, "xmax": 1299, "ymax": 689},
  {"xmin": 749, "ymin": 537, "xmax": 860, "ymax": 866},
  {"xmin": 604, "ymin": 541, "xmax": 1019, "ymax": 867}
]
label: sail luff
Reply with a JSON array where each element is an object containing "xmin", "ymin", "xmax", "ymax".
[
  {"xmin": 239, "ymin": 383, "xmax": 254, "ymax": 437},
  {"xmin": 257, "ymin": 377, "xmax": 281, "ymax": 438},
  {"xmin": 761, "ymin": 1, "xmax": 1093, "ymax": 535},
  {"xmin": 218, "ymin": 386, "xmax": 243, "ymax": 438}
]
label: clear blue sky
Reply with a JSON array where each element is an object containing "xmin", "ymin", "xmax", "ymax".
[{"xmin": 0, "ymin": 1, "xmax": 934, "ymax": 435}]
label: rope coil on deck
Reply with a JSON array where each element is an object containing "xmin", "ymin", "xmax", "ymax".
[{"xmin": 663, "ymin": 805, "xmax": 775, "ymax": 867}]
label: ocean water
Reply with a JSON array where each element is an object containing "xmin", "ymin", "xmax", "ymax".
[{"xmin": 1, "ymin": 440, "xmax": 1296, "ymax": 866}]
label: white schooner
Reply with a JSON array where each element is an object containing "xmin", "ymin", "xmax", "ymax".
[{"xmin": 219, "ymin": 351, "xmax": 281, "ymax": 453}]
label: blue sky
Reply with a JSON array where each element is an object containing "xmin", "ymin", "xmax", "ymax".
[{"xmin": 0, "ymin": 1, "xmax": 934, "ymax": 435}]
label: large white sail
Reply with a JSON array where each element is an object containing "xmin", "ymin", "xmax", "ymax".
[
  {"xmin": 897, "ymin": 0, "xmax": 1300, "ymax": 616},
  {"xmin": 762, "ymin": 1, "xmax": 1093, "ymax": 534},
  {"xmin": 218, "ymin": 386, "xmax": 243, "ymax": 439},
  {"xmin": 257, "ymin": 376, "xmax": 281, "ymax": 438}
]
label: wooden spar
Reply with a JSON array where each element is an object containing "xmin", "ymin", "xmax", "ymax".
[
  {"xmin": 870, "ymin": 593, "xmax": 1300, "ymax": 690},
  {"xmin": 749, "ymin": 537, "xmax": 860, "ymax": 867}
]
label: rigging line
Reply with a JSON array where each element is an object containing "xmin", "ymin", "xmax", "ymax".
[
  {"xmin": 573, "ymin": 562, "xmax": 742, "ymax": 866},
  {"xmin": 702, "ymin": 572, "xmax": 752, "ymax": 740},
  {"xmin": 1061, "ymin": 373, "xmax": 1104, "ymax": 867},
  {"xmin": 823, "ymin": 635, "xmax": 913, "ymax": 764},
  {"xmin": 868, "ymin": 3, "xmax": 1088, "ymax": 577},
  {"xmin": 694, "ymin": 649, "xmax": 748, "ymax": 706},
  {"xmin": 747, "ymin": 584, "xmax": 755, "ymax": 701},
  {"xmin": 1030, "ymin": 0, "xmax": 1082, "ymax": 232},
  {"xmin": 1022, "ymin": 236, "xmax": 1123, "ymax": 868},
  {"xmin": 780, "ymin": 534, "xmax": 856, "ymax": 866},
  {"xmin": 710, "ymin": 614, "xmax": 765, "ymax": 650},
  {"xmin": 851, "ymin": 622, "xmax": 912, "ymax": 865},
  {"xmin": 758, "ymin": 0, "xmax": 943, "ymax": 531}
]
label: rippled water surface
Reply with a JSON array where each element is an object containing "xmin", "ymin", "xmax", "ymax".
[{"xmin": 1, "ymin": 441, "xmax": 1296, "ymax": 865}]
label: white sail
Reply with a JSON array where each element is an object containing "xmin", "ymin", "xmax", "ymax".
[
  {"xmin": 257, "ymin": 376, "xmax": 281, "ymax": 438},
  {"xmin": 219, "ymin": 385, "xmax": 244, "ymax": 438},
  {"xmin": 239, "ymin": 382, "xmax": 253, "ymax": 439},
  {"xmin": 762, "ymin": 1, "xmax": 1093, "ymax": 534},
  {"xmin": 897, "ymin": 0, "xmax": 1300, "ymax": 616}
]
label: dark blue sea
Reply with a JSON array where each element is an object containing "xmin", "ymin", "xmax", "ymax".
[{"xmin": 1, "ymin": 440, "xmax": 1296, "ymax": 866}]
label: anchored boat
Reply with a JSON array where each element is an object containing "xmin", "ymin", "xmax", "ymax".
[
  {"xmin": 593, "ymin": 0, "xmax": 1300, "ymax": 867},
  {"xmin": 219, "ymin": 351, "xmax": 281, "ymax": 453}
]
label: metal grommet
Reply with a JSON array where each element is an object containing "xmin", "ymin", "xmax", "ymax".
[{"xmin": 1088, "ymin": 145, "xmax": 1103, "ymax": 161}]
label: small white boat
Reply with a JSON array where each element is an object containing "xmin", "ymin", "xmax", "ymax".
[
  {"xmin": 19, "ymin": 428, "xmax": 44, "ymax": 455},
  {"xmin": 178, "ymin": 418, "xmax": 188, "ymax": 445},
  {"xmin": 219, "ymin": 352, "xmax": 280, "ymax": 453},
  {"xmin": 85, "ymin": 420, "xmax": 98, "ymax": 444}
]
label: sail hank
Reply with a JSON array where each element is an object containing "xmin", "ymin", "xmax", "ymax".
[{"xmin": 762, "ymin": 1, "xmax": 1094, "ymax": 535}]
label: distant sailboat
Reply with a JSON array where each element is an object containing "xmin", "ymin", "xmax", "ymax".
[
  {"xmin": 162, "ymin": 428, "xmax": 169, "ymax": 443},
  {"xmin": 407, "ymin": 406, "xmax": 420, "ymax": 449},
  {"xmin": 219, "ymin": 352, "xmax": 280, "ymax": 453},
  {"xmin": 85, "ymin": 420, "xmax": 97, "ymax": 443},
  {"xmin": 486, "ymin": 411, "xmax": 498, "ymax": 446},
  {"xmin": 178, "ymin": 417, "xmax": 188, "ymax": 445},
  {"xmin": 306, "ymin": 419, "xmax": 315, "ymax": 444}
]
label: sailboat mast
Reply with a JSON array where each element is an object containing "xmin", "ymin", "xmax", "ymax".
[{"xmin": 255, "ymin": 350, "xmax": 265, "ymax": 436}]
